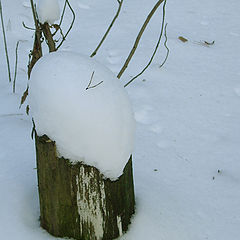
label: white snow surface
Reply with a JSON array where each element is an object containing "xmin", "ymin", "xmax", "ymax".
[
  {"xmin": 1, "ymin": 0, "xmax": 240, "ymax": 239},
  {"xmin": 37, "ymin": 0, "xmax": 60, "ymax": 24},
  {"xmin": 29, "ymin": 51, "xmax": 135, "ymax": 180}
]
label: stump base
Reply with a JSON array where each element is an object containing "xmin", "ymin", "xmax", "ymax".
[{"xmin": 35, "ymin": 134, "xmax": 135, "ymax": 240}]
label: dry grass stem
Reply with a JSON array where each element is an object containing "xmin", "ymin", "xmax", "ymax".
[
  {"xmin": 124, "ymin": 0, "xmax": 167, "ymax": 87},
  {"xmin": 90, "ymin": 0, "xmax": 123, "ymax": 58},
  {"xmin": 56, "ymin": 0, "xmax": 75, "ymax": 50},
  {"xmin": 0, "ymin": 0, "xmax": 11, "ymax": 82},
  {"xmin": 13, "ymin": 40, "xmax": 20, "ymax": 93},
  {"xmin": 159, "ymin": 23, "xmax": 169, "ymax": 68},
  {"xmin": 117, "ymin": 0, "xmax": 165, "ymax": 79}
]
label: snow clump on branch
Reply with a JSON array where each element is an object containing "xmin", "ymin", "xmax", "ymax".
[
  {"xmin": 37, "ymin": 0, "xmax": 60, "ymax": 25},
  {"xmin": 29, "ymin": 51, "xmax": 135, "ymax": 180}
]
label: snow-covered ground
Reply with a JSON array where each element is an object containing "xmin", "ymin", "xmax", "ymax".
[{"xmin": 0, "ymin": 0, "xmax": 240, "ymax": 239}]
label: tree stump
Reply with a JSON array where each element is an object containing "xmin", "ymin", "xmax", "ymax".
[{"xmin": 35, "ymin": 134, "xmax": 135, "ymax": 240}]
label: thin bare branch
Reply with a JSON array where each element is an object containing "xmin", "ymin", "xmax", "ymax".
[
  {"xmin": 90, "ymin": 0, "xmax": 123, "ymax": 58},
  {"xmin": 204, "ymin": 40, "xmax": 215, "ymax": 45},
  {"xmin": 56, "ymin": 0, "xmax": 75, "ymax": 50},
  {"xmin": 124, "ymin": 0, "xmax": 167, "ymax": 87},
  {"xmin": 59, "ymin": 26, "xmax": 65, "ymax": 39},
  {"xmin": 117, "ymin": 0, "xmax": 165, "ymax": 79},
  {"xmin": 13, "ymin": 40, "xmax": 20, "ymax": 93},
  {"xmin": 0, "ymin": 0, "xmax": 11, "ymax": 82},
  {"xmin": 30, "ymin": 0, "xmax": 38, "ymax": 28},
  {"xmin": 22, "ymin": 21, "xmax": 35, "ymax": 30},
  {"xmin": 90, "ymin": 80, "xmax": 104, "ymax": 89},
  {"xmin": 159, "ymin": 23, "xmax": 169, "ymax": 68},
  {"xmin": 52, "ymin": 0, "xmax": 67, "ymax": 37},
  {"xmin": 86, "ymin": 71, "xmax": 103, "ymax": 90},
  {"xmin": 53, "ymin": 26, "xmax": 65, "ymax": 42},
  {"xmin": 28, "ymin": 0, "xmax": 43, "ymax": 79},
  {"xmin": 59, "ymin": 0, "xmax": 67, "ymax": 27}
]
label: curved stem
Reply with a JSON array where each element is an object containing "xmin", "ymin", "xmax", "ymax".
[
  {"xmin": 159, "ymin": 22, "xmax": 169, "ymax": 68},
  {"xmin": 0, "ymin": 0, "xmax": 11, "ymax": 82}
]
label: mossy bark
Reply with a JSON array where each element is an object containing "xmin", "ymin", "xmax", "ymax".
[{"xmin": 35, "ymin": 134, "xmax": 135, "ymax": 240}]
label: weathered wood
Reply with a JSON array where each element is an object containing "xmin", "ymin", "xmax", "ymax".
[{"xmin": 35, "ymin": 134, "xmax": 135, "ymax": 240}]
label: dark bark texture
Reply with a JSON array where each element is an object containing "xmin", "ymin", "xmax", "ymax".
[{"xmin": 35, "ymin": 134, "xmax": 135, "ymax": 240}]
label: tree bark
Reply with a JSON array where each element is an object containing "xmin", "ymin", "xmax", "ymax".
[
  {"xmin": 41, "ymin": 23, "xmax": 56, "ymax": 52},
  {"xmin": 35, "ymin": 134, "xmax": 135, "ymax": 240}
]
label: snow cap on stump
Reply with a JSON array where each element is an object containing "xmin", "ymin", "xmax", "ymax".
[
  {"xmin": 37, "ymin": 0, "xmax": 60, "ymax": 25},
  {"xmin": 29, "ymin": 51, "xmax": 135, "ymax": 180}
]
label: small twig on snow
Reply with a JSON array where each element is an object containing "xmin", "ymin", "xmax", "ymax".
[
  {"xmin": 30, "ymin": 0, "xmax": 38, "ymax": 28},
  {"xmin": 86, "ymin": 71, "xmax": 103, "ymax": 90},
  {"xmin": 31, "ymin": 118, "xmax": 36, "ymax": 139},
  {"xmin": 124, "ymin": 0, "xmax": 167, "ymax": 87},
  {"xmin": 0, "ymin": 0, "xmax": 11, "ymax": 82},
  {"xmin": 194, "ymin": 40, "xmax": 215, "ymax": 47},
  {"xmin": 90, "ymin": 0, "xmax": 123, "ymax": 57}
]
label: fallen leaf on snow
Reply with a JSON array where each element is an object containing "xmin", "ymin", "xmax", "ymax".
[{"xmin": 178, "ymin": 36, "xmax": 188, "ymax": 42}]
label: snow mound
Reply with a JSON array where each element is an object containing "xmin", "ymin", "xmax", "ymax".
[
  {"xmin": 29, "ymin": 51, "xmax": 135, "ymax": 180},
  {"xmin": 37, "ymin": 0, "xmax": 60, "ymax": 25}
]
